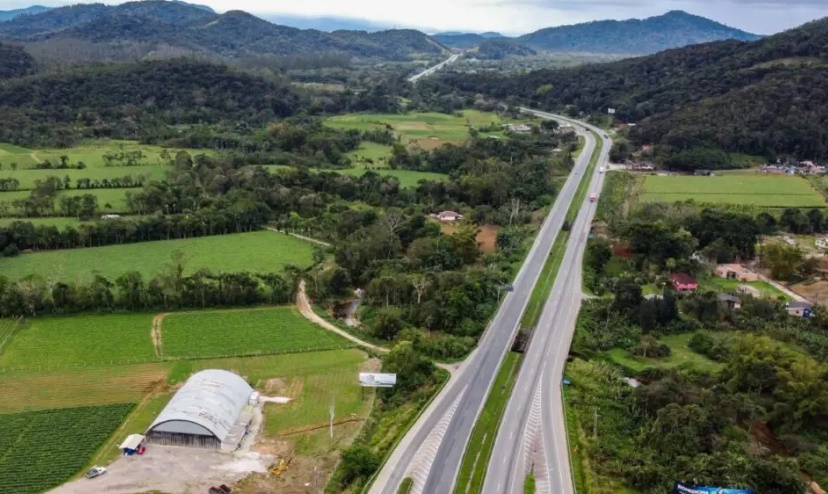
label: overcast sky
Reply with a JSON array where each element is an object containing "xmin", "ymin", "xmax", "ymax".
[{"xmin": 3, "ymin": 0, "xmax": 826, "ymax": 35}]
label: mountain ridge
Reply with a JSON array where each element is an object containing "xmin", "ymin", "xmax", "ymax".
[{"xmin": 0, "ymin": 1, "xmax": 445, "ymax": 60}]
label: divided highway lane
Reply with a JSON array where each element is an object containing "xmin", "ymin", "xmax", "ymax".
[
  {"xmin": 371, "ymin": 120, "xmax": 597, "ymax": 494},
  {"xmin": 408, "ymin": 53, "xmax": 461, "ymax": 83},
  {"xmin": 483, "ymin": 110, "xmax": 612, "ymax": 494}
]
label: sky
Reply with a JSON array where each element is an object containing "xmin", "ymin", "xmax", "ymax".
[{"xmin": 2, "ymin": 0, "xmax": 827, "ymax": 35}]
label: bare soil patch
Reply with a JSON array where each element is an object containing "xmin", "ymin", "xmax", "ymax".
[
  {"xmin": 790, "ymin": 279, "xmax": 828, "ymax": 304},
  {"xmin": 265, "ymin": 377, "xmax": 287, "ymax": 394},
  {"xmin": 440, "ymin": 223, "xmax": 499, "ymax": 253},
  {"xmin": 150, "ymin": 312, "xmax": 168, "ymax": 357}
]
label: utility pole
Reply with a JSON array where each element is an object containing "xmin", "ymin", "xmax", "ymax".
[
  {"xmin": 593, "ymin": 407, "xmax": 599, "ymax": 440},
  {"xmin": 329, "ymin": 394, "xmax": 335, "ymax": 439}
]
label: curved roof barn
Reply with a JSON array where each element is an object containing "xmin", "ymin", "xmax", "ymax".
[{"xmin": 146, "ymin": 369, "xmax": 253, "ymax": 448}]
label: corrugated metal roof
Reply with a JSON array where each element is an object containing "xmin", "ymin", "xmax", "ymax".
[
  {"xmin": 119, "ymin": 434, "xmax": 145, "ymax": 450},
  {"xmin": 147, "ymin": 369, "xmax": 253, "ymax": 443}
]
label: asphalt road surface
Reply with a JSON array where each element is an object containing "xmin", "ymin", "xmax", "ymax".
[
  {"xmin": 408, "ymin": 53, "xmax": 461, "ymax": 83},
  {"xmin": 370, "ymin": 113, "xmax": 599, "ymax": 494},
  {"xmin": 482, "ymin": 109, "xmax": 612, "ymax": 494}
]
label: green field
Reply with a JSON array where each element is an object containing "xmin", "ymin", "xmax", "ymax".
[
  {"xmin": 0, "ymin": 164, "xmax": 169, "ymax": 190},
  {"xmin": 348, "ymin": 142, "xmax": 393, "ymax": 166},
  {"xmin": 0, "ymin": 140, "xmax": 210, "ymax": 170},
  {"xmin": 0, "ymin": 187, "xmax": 130, "ymax": 212},
  {"xmin": 0, "ymin": 403, "xmax": 134, "ymax": 494},
  {"xmin": 604, "ymin": 332, "xmax": 723, "ymax": 374},
  {"xmin": 326, "ymin": 110, "xmax": 516, "ymax": 149},
  {"xmin": 640, "ymin": 175, "xmax": 826, "ymax": 207},
  {"xmin": 160, "ymin": 307, "xmax": 353, "ymax": 358},
  {"xmin": 0, "ymin": 313, "xmax": 155, "ymax": 370},
  {"xmin": 699, "ymin": 276, "xmax": 790, "ymax": 300},
  {"xmin": 0, "ymin": 230, "xmax": 316, "ymax": 282}
]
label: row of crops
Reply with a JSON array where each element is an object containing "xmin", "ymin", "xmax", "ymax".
[{"xmin": 0, "ymin": 403, "xmax": 134, "ymax": 494}]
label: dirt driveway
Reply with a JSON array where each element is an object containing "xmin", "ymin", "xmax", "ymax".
[{"xmin": 49, "ymin": 446, "xmax": 274, "ymax": 494}]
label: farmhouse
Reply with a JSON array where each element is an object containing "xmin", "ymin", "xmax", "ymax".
[
  {"xmin": 786, "ymin": 301, "xmax": 813, "ymax": 318},
  {"xmin": 715, "ymin": 263, "xmax": 760, "ymax": 282},
  {"xmin": 670, "ymin": 273, "xmax": 698, "ymax": 293},
  {"xmin": 145, "ymin": 369, "xmax": 254, "ymax": 450},
  {"xmin": 717, "ymin": 294, "xmax": 742, "ymax": 309},
  {"xmin": 816, "ymin": 238, "xmax": 828, "ymax": 250},
  {"xmin": 430, "ymin": 211, "xmax": 464, "ymax": 222},
  {"xmin": 504, "ymin": 123, "xmax": 532, "ymax": 133}
]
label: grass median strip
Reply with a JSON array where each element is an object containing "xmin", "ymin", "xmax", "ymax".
[
  {"xmin": 566, "ymin": 130, "xmax": 603, "ymax": 224},
  {"xmin": 454, "ymin": 352, "xmax": 522, "ymax": 494}
]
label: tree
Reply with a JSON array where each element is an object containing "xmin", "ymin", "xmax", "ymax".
[
  {"xmin": 761, "ymin": 242, "xmax": 805, "ymax": 281},
  {"xmin": 612, "ymin": 278, "xmax": 643, "ymax": 315},
  {"xmin": 339, "ymin": 444, "xmax": 380, "ymax": 485}
]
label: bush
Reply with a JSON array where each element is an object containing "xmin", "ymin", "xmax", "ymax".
[
  {"xmin": 339, "ymin": 444, "xmax": 380, "ymax": 486},
  {"xmin": 2, "ymin": 244, "xmax": 19, "ymax": 257}
]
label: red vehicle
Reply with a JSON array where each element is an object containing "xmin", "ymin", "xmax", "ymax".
[{"xmin": 589, "ymin": 192, "xmax": 597, "ymax": 202}]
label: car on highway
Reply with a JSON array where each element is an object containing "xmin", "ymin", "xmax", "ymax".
[
  {"xmin": 589, "ymin": 192, "xmax": 597, "ymax": 202},
  {"xmin": 598, "ymin": 166, "xmax": 605, "ymax": 173},
  {"xmin": 85, "ymin": 466, "xmax": 107, "ymax": 479}
]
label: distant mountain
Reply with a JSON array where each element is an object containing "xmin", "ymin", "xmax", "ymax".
[
  {"xmin": 443, "ymin": 17, "xmax": 828, "ymax": 160},
  {"xmin": 0, "ymin": 5, "xmax": 50, "ymax": 22},
  {"xmin": 518, "ymin": 10, "xmax": 760, "ymax": 54},
  {"xmin": 0, "ymin": 1, "xmax": 445, "ymax": 60},
  {"xmin": 480, "ymin": 32, "xmax": 504, "ymax": 38},
  {"xmin": 262, "ymin": 14, "xmax": 392, "ymax": 32},
  {"xmin": 434, "ymin": 31, "xmax": 509, "ymax": 49},
  {"xmin": 171, "ymin": 1, "xmax": 214, "ymax": 13}
]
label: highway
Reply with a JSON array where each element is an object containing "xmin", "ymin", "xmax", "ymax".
[
  {"xmin": 408, "ymin": 53, "xmax": 461, "ymax": 83},
  {"xmin": 482, "ymin": 109, "xmax": 612, "ymax": 494},
  {"xmin": 369, "ymin": 113, "xmax": 601, "ymax": 494}
]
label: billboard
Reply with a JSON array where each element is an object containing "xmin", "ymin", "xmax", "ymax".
[
  {"xmin": 607, "ymin": 108, "xmax": 616, "ymax": 114},
  {"xmin": 673, "ymin": 481, "xmax": 755, "ymax": 494},
  {"xmin": 359, "ymin": 373, "xmax": 397, "ymax": 388}
]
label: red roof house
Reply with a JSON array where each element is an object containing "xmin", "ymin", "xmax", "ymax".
[{"xmin": 670, "ymin": 273, "xmax": 698, "ymax": 293}]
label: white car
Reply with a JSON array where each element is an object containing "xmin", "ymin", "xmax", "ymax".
[
  {"xmin": 85, "ymin": 466, "xmax": 107, "ymax": 479},
  {"xmin": 598, "ymin": 167, "xmax": 605, "ymax": 173}
]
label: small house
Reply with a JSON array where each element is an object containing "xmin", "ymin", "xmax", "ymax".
[
  {"xmin": 786, "ymin": 301, "xmax": 813, "ymax": 318},
  {"xmin": 101, "ymin": 214, "xmax": 121, "ymax": 220},
  {"xmin": 717, "ymin": 293, "xmax": 742, "ymax": 309},
  {"xmin": 670, "ymin": 273, "xmax": 698, "ymax": 293},
  {"xmin": 816, "ymin": 238, "xmax": 828, "ymax": 250},
  {"xmin": 693, "ymin": 169, "xmax": 714, "ymax": 176},
  {"xmin": 504, "ymin": 123, "xmax": 532, "ymax": 134},
  {"xmin": 430, "ymin": 211, "xmax": 464, "ymax": 222},
  {"xmin": 118, "ymin": 434, "xmax": 145, "ymax": 456},
  {"xmin": 715, "ymin": 264, "xmax": 760, "ymax": 282}
]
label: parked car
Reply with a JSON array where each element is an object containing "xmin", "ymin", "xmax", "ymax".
[{"xmin": 85, "ymin": 466, "xmax": 107, "ymax": 479}]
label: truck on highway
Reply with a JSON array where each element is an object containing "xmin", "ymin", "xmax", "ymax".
[{"xmin": 589, "ymin": 192, "xmax": 597, "ymax": 202}]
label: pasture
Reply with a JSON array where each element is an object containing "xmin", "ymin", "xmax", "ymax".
[
  {"xmin": 0, "ymin": 403, "xmax": 134, "ymax": 494},
  {"xmin": 0, "ymin": 230, "xmax": 316, "ymax": 282},
  {"xmin": 348, "ymin": 142, "xmax": 393, "ymax": 166},
  {"xmin": 0, "ymin": 313, "xmax": 156, "ymax": 370},
  {"xmin": 0, "ymin": 187, "xmax": 130, "ymax": 212},
  {"xmin": 326, "ymin": 110, "xmax": 511, "ymax": 149},
  {"xmin": 0, "ymin": 164, "xmax": 168, "ymax": 190},
  {"xmin": 605, "ymin": 332, "xmax": 724, "ymax": 374},
  {"xmin": 159, "ymin": 307, "xmax": 353, "ymax": 358},
  {"xmin": 0, "ymin": 140, "xmax": 210, "ymax": 170},
  {"xmin": 639, "ymin": 175, "xmax": 826, "ymax": 207}
]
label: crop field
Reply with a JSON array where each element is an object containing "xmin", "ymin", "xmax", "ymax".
[
  {"xmin": 0, "ymin": 363, "xmax": 169, "ymax": 413},
  {"xmin": 0, "ymin": 230, "xmax": 316, "ymax": 282},
  {"xmin": 326, "ymin": 110, "xmax": 514, "ymax": 149},
  {"xmin": 0, "ymin": 164, "xmax": 169, "ymax": 190},
  {"xmin": 0, "ymin": 403, "xmax": 134, "ymax": 494},
  {"xmin": 0, "ymin": 140, "xmax": 211, "ymax": 170},
  {"xmin": 639, "ymin": 175, "xmax": 826, "ymax": 207},
  {"xmin": 0, "ymin": 313, "xmax": 156, "ymax": 370},
  {"xmin": 0, "ymin": 187, "xmax": 130, "ymax": 212},
  {"xmin": 160, "ymin": 307, "xmax": 353, "ymax": 358}
]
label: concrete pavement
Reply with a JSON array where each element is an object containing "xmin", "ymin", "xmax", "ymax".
[
  {"xmin": 481, "ymin": 110, "xmax": 612, "ymax": 494},
  {"xmin": 408, "ymin": 53, "xmax": 461, "ymax": 83},
  {"xmin": 369, "ymin": 116, "xmax": 598, "ymax": 494}
]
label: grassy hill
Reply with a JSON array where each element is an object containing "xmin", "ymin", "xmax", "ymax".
[
  {"xmin": 0, "ymin": 0, "xmax": 445, "ymax": 61},
  {"xmin": 440, "ymin": 17, "xmax": 828, "ymax": 160}
]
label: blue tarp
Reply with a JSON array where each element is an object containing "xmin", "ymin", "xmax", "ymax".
[{"xmin": 673, "ymin": 481, "xmax": 755, "ymax": 494}]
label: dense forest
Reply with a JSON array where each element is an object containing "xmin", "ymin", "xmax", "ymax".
[
  {"xmin": 434, "ymin": 17, "xmax": 828, "ymax": 161},
  {"xmin": 0, "ymin": 41, "xmax": 35, "ymax": 79},
  {"xmin": 0, "ymin": 1, "xmax": 446, "ymax": 61}
]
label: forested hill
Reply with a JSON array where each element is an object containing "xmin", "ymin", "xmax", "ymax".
[
  {"xmin": 0, "ymin": 59, "xmax": 301, "ymax": 146},
  {"xmin": 517, "ymin": 10, "xmax": 759, "ymax": 54},
  {"xmin": 436, "ymin": 17, "xmax": 828, "ymax": 160},
  {"xmin": 0, "ymin": 41, "xmax": 35, "ymax": 79},
  {"xmin": 0, "ymin": 1, "xmax": 445, "ymax": 60}
]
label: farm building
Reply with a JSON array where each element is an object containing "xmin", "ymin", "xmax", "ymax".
[
  {"xmin": 670, "ymin": 273, "xmax": 698, "ymax": 293},
  {"xmin": 715, "ymin": 264, "xmax": 760, "ymax": 282},
  {"xmin": 145, "ymin": 370, "xmax": 254, "ymax": 450}
]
